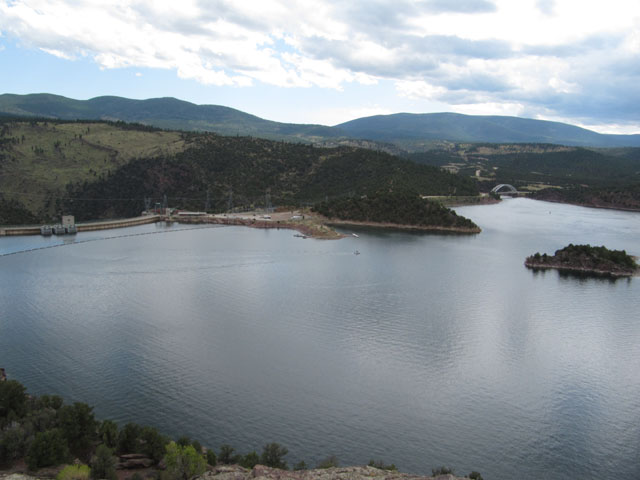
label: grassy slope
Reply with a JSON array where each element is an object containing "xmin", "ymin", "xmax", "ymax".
[{"xmin": 0, "ymin": 121, "xmax": 186, "ymax": 216}]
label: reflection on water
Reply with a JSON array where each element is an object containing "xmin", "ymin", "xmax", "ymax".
[{"xmin": 1, "ymin": 199, "xmax": 639, "ymax": 480}]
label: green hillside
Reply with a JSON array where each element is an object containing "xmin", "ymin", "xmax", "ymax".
[
  {"xmin": 0, "ymin": 119, "xmax": 477, "ymax": 223},
  {"xmin": 0, "ymin": 119, "xmax": 187, "ymax": 219},
  {"xmin": 63, "ymin": 134, "xmax": 478, "ymax": 221}
]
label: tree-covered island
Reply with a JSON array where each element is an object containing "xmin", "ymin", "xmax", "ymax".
[
  {"xmin": 525, "ymin": 244, "xmax": 639, "ymax": 277},
  {"xmin": 312, "ymin": 192, "xmax": 480, "ymax": 233}
]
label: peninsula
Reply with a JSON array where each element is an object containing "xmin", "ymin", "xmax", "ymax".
[
  {"xmin": 525, "ymin": 244, "xmax": 638, "ymax": 277},
  {"xmin": 312, "ymin": 192, "xmax": 481, "ymax": 234}
]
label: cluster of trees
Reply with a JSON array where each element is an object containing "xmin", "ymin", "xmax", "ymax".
[
  {"xmin": 0, "ymin": 379, "xmax": 288, "ymax": 477},
  {"xmin": 526, "ymin": 244, "xmax": 638, "ymax": 274},
  {"xmin": 312, "ymin": 191, "xmax": 479, "ymax": 230},
  {"xmin": 1, "ymin": 379, "xmax": 486, "ymax": 479}
]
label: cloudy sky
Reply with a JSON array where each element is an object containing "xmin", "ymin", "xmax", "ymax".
[{"xmin": 0, "ymin": 0, "xmax": 639, "ymax": 132}]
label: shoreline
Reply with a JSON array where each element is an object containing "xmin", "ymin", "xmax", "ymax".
[
  {"xmin": 524, "ymin": 259, "xmax": 638, "ymax": 278},
  {"xmin": 325, "ymin": 218, "xmax": 481, "ymax": 234},
  {"xmin": 0, "ymin": 211, "xmax": 480, "ymax": 239},
  {"xmin": 531, "ymin": 197, "xmax": 640, "ymax": 213}
]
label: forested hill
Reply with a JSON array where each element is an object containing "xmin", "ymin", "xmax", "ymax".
[
  {"xmin": 337, "ymin": 113, "xmax": 640, "ymax": 148},
  {"xmin": 313, "ymin": 192, "xmax": 480, "ymax": 231},
  {"xmin": 0, "ymin": 93, "xmax": 340, "ymax": 143},
  {"xmin": 63, "ymin": 135, "xmax": 478, "ymax": 221},
  {"xmin": 2, "ymin": 93, "xmax": 640, "ymax": 148}
]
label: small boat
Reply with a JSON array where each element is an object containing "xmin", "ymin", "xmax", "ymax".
[
  {"xmin": 40, "ymin": 225, "xmax": 52, "ymax": 236},
  {"xmin": 354, "ymin": 250, "xmax": 360, "ymax": 255},
  {"xmin": 65, "ymin": 224, "xmax": 77, "ymax": 234},
  {"xmin": 52, "ymin": 224, "xmax": 66, "ymax": 235},
  {"xmin": 352, "ymin": 233, "xmax": 359, "ymax": 238}
]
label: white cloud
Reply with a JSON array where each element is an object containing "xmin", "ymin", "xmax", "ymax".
[
  {"xmin": 395, "ymin": 80, "xmax": 448, "ymax": 100},
  {"xmin": 0, "ymin": 0, "xmax": 639, "ymax": 129}
]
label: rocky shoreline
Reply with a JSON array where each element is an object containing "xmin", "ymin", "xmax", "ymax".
[
  {"xmin": 0, "ymin": 465, "xmax": 468, "ymax": 480},
  {"xmin": 524, "ymin": 259, "xmax": 637, "ymax": 277}
]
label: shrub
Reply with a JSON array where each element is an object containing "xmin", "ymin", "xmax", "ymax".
[
  {"xmin": 316, "ymin": 455, "xmax": 339, "ymax": 469},
  {"xmin": 140, "ymin": 426, "xmax": 168, "ymax": 463},
  {"xmin": 0, "ymin": 380, "xmax": 27, "ymax": 419},
  {"xmin": 57, "ymin": 402, "xmax": 98, "ymax": 456},
  {"xmin": 293, "ymin": 461, "xmax": 308, "ymax": 471},
  {"xmin": 468, "ymin": 471, "xmax": 483, "ymax": 480},
  {"xmin": 176, "ymin": 435, "xmax": 191, "ymax": 447},
  {"xmin": 432, "ymin": 466, "xmax": 454, "ymax": 476},
  {"xmin": 164, "ymin": 441, "xmax": 206, "ymax": 480},
  {"xmin": 56, "ymin": 464, "xmax": 91, "ymax": 480},
  {"xmin": 205, "ymin": 449, "xmax": 217, "ymax": 466},
  {"xmin": 239, "ymin": 451, "xmax": 259, "ymax": 469},
  {"xmin": 117, "ymin": 423, "xmax": 142, "ymax": 454},
  {"xmin": 90, "ymin": 444, "xmax": 117, "ymax": 480},
  {"xmin": 218, "ymin": 444, "xmax": 235, "ymax": 464},
  {"xmin": 368, "ymin": 459, "xmax": 397, "ymax": 471},
  {"xmin": 191, "ymin": 440, "xmax": 202, "ymax": 455},
  {"xmin": 26, "ymin": 429, "xmax": 69, "ymax": 470},
  {"xmin": 99, "ymin": 420, "xmax": 119, "ymax": 449},
  {"xmin": 260, "ymin": 443, "xmax": 288, "ymax": 470},
  {"xmin": 0, "ymin": 427, "xmax": 28, "ymax": 467}
]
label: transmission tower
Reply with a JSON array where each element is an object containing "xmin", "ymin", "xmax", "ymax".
[
  {"xmin": 265, "ymin": 191, "xmax": 273, "ymax": 213},
  {"xmin": 227, "ymin": 188, "xmax": 233, "ymax": 212},
  {"xmin": 205, "ymin": 189, "xmax": 211, "ymax": 212}
]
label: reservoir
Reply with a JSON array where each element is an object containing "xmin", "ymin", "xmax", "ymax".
[{"xmin": 1, "ymin": 198, "xmax": 639, "ymax": 479}]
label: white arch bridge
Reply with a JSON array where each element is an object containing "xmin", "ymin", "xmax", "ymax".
[{"xmin": 491, "ymin": 184, "xmax": 520, "ymax": 194}]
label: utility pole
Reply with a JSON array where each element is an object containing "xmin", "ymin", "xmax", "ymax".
[
  {"xmin": 227, "ymin": 188, "xmax": 233, "ymax": 212},
  {"xmin": 265, "ymin": 190, "xmax": 273, "ymax": 213}
]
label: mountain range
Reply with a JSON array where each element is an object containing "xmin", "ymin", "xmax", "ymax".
[{"xmin": 1, "ymin": 93, "xmax": 640, "ymax": 148}]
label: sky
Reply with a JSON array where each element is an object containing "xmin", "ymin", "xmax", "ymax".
[{"xmin": 0, "ymin": 0, "xmax": 639, "ymax": 133}]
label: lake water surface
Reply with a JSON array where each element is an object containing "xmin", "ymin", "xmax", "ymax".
[{"xmin": 1, "ymin": 198, "xmax": 639, "ymax": 479}]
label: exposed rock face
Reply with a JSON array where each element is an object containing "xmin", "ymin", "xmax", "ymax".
[
  {"xmin": 116, "ymin": 453, "xmax": 155, "ymax": 469},
  {"xmin": 1, "ymin": 465, "xmax": 468, "ymax": 480},
  {"xmin": 199, "ymin": 465, "xmax": 464, "ymax": 480}
]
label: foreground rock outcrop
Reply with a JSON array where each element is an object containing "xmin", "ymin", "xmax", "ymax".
[
  {"xmin": 199, "ymin": 465, "xmax": 465, "ymax": 480},
  {"xmin": 1, "ymin": 465, "xmax": 468, "ymax": 480}
]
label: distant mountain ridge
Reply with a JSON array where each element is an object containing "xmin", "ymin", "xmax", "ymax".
[
  {"xmin": 0, "ymin": 93, "xmax": 340, "ymax": 143},
  {"xmin": 1, "ymin": 93, "xmax": 639, "ymax": 148},
  {"xmin": 336, "ymin": 112, "xmax": 640, "ymax": 148}
]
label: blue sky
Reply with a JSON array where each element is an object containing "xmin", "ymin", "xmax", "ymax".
[{"xmin": 1, "ymin": 0, "xmax": 639, "ymax": 133}]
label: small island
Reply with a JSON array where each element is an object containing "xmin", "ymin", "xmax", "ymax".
[
  {"xmin": 312, "ymin": 192, "xmax": 481, "ymax": 233},
  {"xmin": 525, "ymin": 244, "xmax": 638, "ymax": 277}
]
